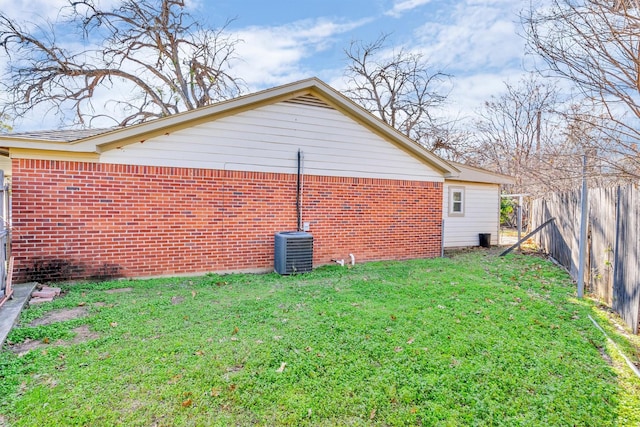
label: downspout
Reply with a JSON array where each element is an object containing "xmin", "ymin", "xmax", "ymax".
[
  {"xmin": 296, "ymin": 149, "xmax": 303, "ymax": 231},
  {"xmin": 441, "ymin": 219, "xmax": 445, "ymax": 257}
]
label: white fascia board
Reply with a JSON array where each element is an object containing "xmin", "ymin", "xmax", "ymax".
[{"xmin": 447, "ymin": 162, "xmax": 515, "ymax": 185}]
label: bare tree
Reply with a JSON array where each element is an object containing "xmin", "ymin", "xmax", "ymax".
[
  {"xmin": 0, "ymin": 0, "xmax": 244, "ymax": 127},
  {"xmin": 523, "ymin": 0, "xmax": 640, "ymax": 167},
  {"xmin": 343, "ymin": 34, "xmax": 458, "ymax": 157},
  {"xmin": 470, "ymin": 74, "xmax": 561, "ymax": 193},
  {"xmin": 470, "ymin": 74, "xmax": 588, "ymax": 195},
  {"xmin": 471, "ymin": 74, "xmax": 635, "ymax": 195},
  {"xmin": 0, "ymin": 113, "xmax": 10, "ymax": 133}
]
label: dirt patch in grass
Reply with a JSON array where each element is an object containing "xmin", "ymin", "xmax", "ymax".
[
  {"xmin": 596, "ymin": 345, "xmax": 614, "ymax": 365},
  {"xmin": 8, "ymin": 339, "xmax": 43, "ymax": 355},
  {"xmin": 104, "ymin": 287, "xmax": 133, "ymax": 294},
  {"xmin": 9, "ymin": 325, "xmax": 100, "ymax": 356},
  {"xmin": 68, "ymin": 325, "xmax": 100, "ymax": 343},
  {"xmin": 170, "ymin": 296, "xmax": 185, "ymax": 305},
  {"xmin": 29, "ymin": 307, "xmax": 89, "ymax": 326}
]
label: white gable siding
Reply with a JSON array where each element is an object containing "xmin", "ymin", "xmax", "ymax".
[
  {"xmin": 99, "ymin": 101, "xmax": 443, "ymax": 181},
  {"xmin": 443, "ymin": 181, "xmax": 500, "ymax": 247}
]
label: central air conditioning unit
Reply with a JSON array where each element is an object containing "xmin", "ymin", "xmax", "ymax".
[{"xmin": 274, "ymin": 231, "xmax": 313, "ymax": 275}]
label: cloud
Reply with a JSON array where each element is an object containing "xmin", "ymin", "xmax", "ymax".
[
  {"xmin": 2, "ymin": 0, "xmax": 532, "ymax": 133},
  {"xmin": 402, "ymin": 0, "xmax": 530, "ymax": 125},
  {"xmin": 0, "ymin": 0, "xmax": 70, "ymax": 22},
  {"xmin": 3, "ymin": 14, "xmax": 373, "ymax": 130},
  {"xmin": 414, "ymin": 1, "xmax": 524, "ymax": 73},
  {"xmin": 444, "ymin": 70, "xmax": 525, "ymax": 120},
  {"xmin": 0, "ymin": 0, "xmax": 122, "ymax": 22},
  {"xmin": 230, "ymin": 17, "xmax": 372, "ymax": 88},
  {"xmin": 385, "ymin": 0, "xmax": 433, "ymax": 18}
]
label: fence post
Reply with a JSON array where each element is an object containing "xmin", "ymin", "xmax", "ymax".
[
  {"xmin": 517, "ymin": 195, "xmax": 523, "ymax": 251},
  {"xmin": 0, "ymin": 170, "xmax": 5, "ymax": 299},
  {"xmin": 577, "ymin": 155, "xmax": 588, "ymax": 298}
]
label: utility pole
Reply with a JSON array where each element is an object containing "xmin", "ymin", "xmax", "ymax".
[{"xmin": 536, "ymin": 110, "xmax": 542, "ymax": 161}]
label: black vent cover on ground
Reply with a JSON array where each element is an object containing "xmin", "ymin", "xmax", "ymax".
[{"xmin": 274, "ymin": 231, "xmax": 313, "ymax": 275}]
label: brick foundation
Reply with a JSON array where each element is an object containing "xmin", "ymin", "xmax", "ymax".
[{"xmin": 11, "ymin": 159, "xmax": 443, "ymax": 282}]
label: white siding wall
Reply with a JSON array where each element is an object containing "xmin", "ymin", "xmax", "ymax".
[
  {"xmin": 99, "ymin": 101, "xmax": 443, "ymax": 181},
  {"xmin": 0, "ymin": 156, "xmax": 11, "ymax": 177},
  {"xmin": 443, "ymin": 181, "xmax": 500, "ymax": 247}
]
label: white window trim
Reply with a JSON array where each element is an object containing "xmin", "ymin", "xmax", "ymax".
[{"xmin": 448, "ymin": 186, "xmax": 465, "ymax": 217}]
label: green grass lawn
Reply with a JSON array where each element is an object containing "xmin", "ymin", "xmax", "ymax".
[{"xmin": 1, "ymin": 251, "xmax": 639, "ymax": 426}]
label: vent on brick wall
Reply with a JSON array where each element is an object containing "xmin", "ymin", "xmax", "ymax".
[{"xmin": 274, "ymin": 231, "xmax": 313, "ymax": 275}]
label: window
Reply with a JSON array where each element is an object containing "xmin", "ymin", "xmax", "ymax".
[{"xmin": 449, "ymin": 187, "xmax": 465, "ymax": 216}]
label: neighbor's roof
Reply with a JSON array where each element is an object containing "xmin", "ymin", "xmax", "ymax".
[
  {"xmin": 446, "ymin": 161, "xmax": 515, "ymax": 185},
  {"xmin": 0, "ymin": 78, "xmax": 460, "ymax": 177},
  {"xmin": 6, "ymin": 128, "xmax": 116, "ymax": 142}
]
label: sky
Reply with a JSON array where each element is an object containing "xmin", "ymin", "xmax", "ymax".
[{"xmin": 0, "ymin": 0, "xmax": 534, "ymax": 131}]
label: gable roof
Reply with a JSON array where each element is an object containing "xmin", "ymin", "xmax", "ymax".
[
  {"xmin": 446, "ymin": 161, "xmax": 515, "ymax": 185},
  {"xmin": 0, "ymin": 78, "xmax": 459, "ymax": 178}
]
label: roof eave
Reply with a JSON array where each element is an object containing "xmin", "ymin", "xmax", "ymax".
[
  {"xmin": 445, "ymin": 162, "xmax": 516, "ymax": 185},
  {"xmin": 0, "ymin": 77, "xmax": 461, "ymax": 177},
  {"xmin": 304, "ymin": 81, "xmax": 459, "ymax": 177},
  {"xmin": 89, "ymin": 80, "xmax": 324, "ymax": 151},
  {"xmin": 0, "ymin": 137, "xmax": 97, "ymax": 153},
  {"xmin": 91, "ymin": 77, "xmax": 459, "ymax": 176}
]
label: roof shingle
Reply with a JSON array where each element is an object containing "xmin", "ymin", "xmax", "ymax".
[{"xmin": 8, "ymin": 128, "xmax": 115, "ymax": 142}]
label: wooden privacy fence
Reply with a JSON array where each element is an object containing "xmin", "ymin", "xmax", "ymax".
[{"xmin": 531, "ymin": 185, "xmax": 640, "ymax": 334}]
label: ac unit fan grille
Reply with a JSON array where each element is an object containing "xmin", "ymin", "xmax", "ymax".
[{"xmin": 274, "ymin": 232, "xmax": 313, "ymax": 275}]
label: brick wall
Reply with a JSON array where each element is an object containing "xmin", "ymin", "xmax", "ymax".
[{"xmin": 11, "ymin": 159, "xmax": 443, "ymax": 282}]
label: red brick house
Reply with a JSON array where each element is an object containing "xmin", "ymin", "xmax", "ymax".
[{"xmin": 0, "ymin": 78, "xmax": 482, "ymax": 282}]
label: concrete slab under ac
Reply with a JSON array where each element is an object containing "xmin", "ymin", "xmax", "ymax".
[{"xmin": 0, "ymin": 282, "xmax": 38, "ymax": 347}]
